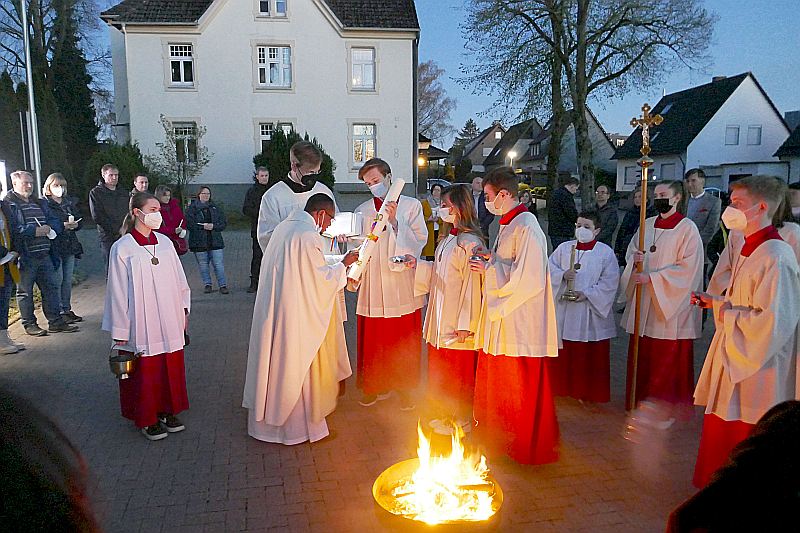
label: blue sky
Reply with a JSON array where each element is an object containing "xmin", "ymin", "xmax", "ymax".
[{"xmin": 417, "ymin": 0, "xmax": 800, "ymax": 146}]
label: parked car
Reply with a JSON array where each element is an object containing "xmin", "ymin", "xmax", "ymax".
[{"xmin": 426, "ymin": 178, "xmax": 452, "ymax": 191}]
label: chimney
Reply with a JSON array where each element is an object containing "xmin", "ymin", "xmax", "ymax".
[{"xmin": 712, "ymin": 76, "xmax": 726, "ymax": 83}]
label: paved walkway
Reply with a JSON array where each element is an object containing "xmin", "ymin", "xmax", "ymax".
[{"xmin": 0, "ymin": 228, "xmax": 714, "ymax": 532}]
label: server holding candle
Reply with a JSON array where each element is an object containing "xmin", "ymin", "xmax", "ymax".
[
  {"xmin": 620, "ymin": 180, "xmax": 703, "ymax": 416},
  {"xmin": 548, "ymin": 210, "xmax": 620, "ymax": 403},
  {"xmin": 349, "ymin": 158, "xmax": 427, "ymax": 410}
]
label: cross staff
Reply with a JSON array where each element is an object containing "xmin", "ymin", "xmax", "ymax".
[{"xmin": 626, "ymin": 103, "xmax": 663, "ymax": 412}]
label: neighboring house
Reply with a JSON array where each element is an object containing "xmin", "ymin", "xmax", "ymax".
[
  {"xmin": 482, "ymin": 118, "xmax": 543, "ymax": 174},
  {"xmin": 519, "ymin": 107, "xmax": 617, "ymax": 182},
  {"xmin": 775, "ymin": 125, "xmax": 800, "ymax": 183},
  {"xmin": 418, "ymin": 133, "xmax": 449, "ymax": 185},
  {"xmin": 612, "ymin": 72, "xmax": 791, "ymax": 191},
  {"xmin": 461, "ymin": 123, "xmax": 505, "ymax": 173},
  {"xmin": 101, "ymin": 0, "xmax": 420, "ymax": 203}
]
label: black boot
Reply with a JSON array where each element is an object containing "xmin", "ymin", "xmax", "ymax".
[{"xmin": 247, "ymin": 279, "xmax": 258, "ymax": 293}]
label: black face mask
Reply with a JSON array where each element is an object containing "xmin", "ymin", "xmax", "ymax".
[
  {"xmin": 653, "ymin": 198, "xmax": 673, "ymax": 214},
  {"xmin": 300, "ymin": 173, "xmax": 319, "ymax": 188}
]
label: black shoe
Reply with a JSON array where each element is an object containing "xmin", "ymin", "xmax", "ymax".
[
  {"xmin": 61, "ymin": 313, "xmax": 77, "ymax": 324},
  {"xmin": 24, "ymin": 324, "xmax": 48, "ymax": 337},
  {"xmin": 48, "ymin": 321, "xmax": 79, "ymax": 333},
  {"xmin": 158, "ymin": 414, "xmax": 186, "ymax": 433},
  {"xmin": 204, "ymin": 285, "xmax": 213, "ymax": 294},
  {"xmin": 219, "ymin": 286, "xmax": 230, "ymax": 295},
  {"xmin": 141, "ymin": 423, "xmax": 168, "ymax": 441},
  {"xmin": 65, "ymin": 310, "xmax": 83, "ymax": 323},
  {"xmin": 246, "ymin": 282, "xmax": 257, "ymax": 293}
]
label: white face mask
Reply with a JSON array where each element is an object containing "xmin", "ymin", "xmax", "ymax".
[
  {"xmin": 50, "ymin": 186, "xmax": 64, "ymax": 198},
  {"xmin": 314, "ymin": 213, "xmax": 325, "ymax": 234},
  {"xmin": 368, "ymin": 178, "xmax": 389, "ymax": 199},
  {"xmin": 575, "ymin": 227, "xmax": 595, "ymax": 243},
  {"xmin": 439, "ymin": 207, "xmax": 456, "ymax": 223},
  {"xmin": 721, "ymin": 204, "xmax": 758, "ymax": 231},
  {"xmin": 485, "ymin": 193, "xmax": 507, "ymax": 216},
  {"xmin": 139, "ymin": 211, "xmax": 163, "ymax": 230}
]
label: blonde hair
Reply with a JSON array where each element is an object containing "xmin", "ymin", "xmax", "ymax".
[
  {"xmin": 120, "ymin": 192, "xmax": 158, "ymax": 236},
  {"xmin": 43, "ymin": 173, "xmax": 68, "ymax": 196}
]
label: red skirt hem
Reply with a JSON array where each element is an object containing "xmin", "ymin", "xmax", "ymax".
[
  {"xmin": 427, "ymin": 344, "xmax": 478, "ymax": 415},
  {"xmin": 356, "ymin": 311, "xmax": 422, "ymax": 395},
  {"xmin": 626, "ymin": 336, "xmax": 694, "ymax": 406},
  {"xmin": 548, "ymin": 339, "xmax": 610, "ymax": 403},
  {"xmin": 119, "ymin": 350, "xmax": 189, "ymax": 428},
  {"xmin": 473, "ymin": 351, "xmax": 559, "ymax": 465},
  {"xmin": 692, "ymin": 413, "xmax": 754, "ymax": 488}
]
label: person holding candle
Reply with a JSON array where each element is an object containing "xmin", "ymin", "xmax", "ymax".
[
  {"xmin": 468, "ymin": 167, "xmax": 560, "ymax": 465},
  {"xmin": 153, "ymin": 185, "xmax": 188, "ymax": 256},
  {"xmin": 548, "ymin": 210, "xmax": 620, "ymax": 403},
  {"xmin": 103, "ymin": 192, "xmax": 191, "ymax": 441}
]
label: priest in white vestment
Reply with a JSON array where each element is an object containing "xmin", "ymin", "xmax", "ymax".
[
  {"xmin": 549, "ymin": 210, "xmax": 620, "ymax": 403},
  {"xmin": 469, "ymin": 168, "xmax": 560, "ymax": 465},
  {"xmin": 692, "ymin": 176, "xmax": 800, "ymax": 488},
  {"xmin": 243, "ymin": 194, "xmax": 358, "ymax": 444}
]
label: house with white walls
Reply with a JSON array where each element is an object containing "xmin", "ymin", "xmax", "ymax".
[
  {"xmin": 612, "ymin": 73, "xmax": 791, "ymax": 191},
  {"xmin": 101, "ymin": 0, "xmax": 419, "ymax": 203}
]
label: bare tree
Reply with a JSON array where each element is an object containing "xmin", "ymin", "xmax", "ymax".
[
  {"xmin": 464, "ymin": 0, "xmax": 716, "ymax": 203},
  {"xmin": 418, "ymin": 60, "xmax": 456, "ymax": 142}
]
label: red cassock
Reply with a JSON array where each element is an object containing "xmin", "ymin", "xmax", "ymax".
[
  {"xmin": 549, "ymin": 339, "xmax": 610, "ymax": 403},
  {"xmin": 626, "ymin": 336, "xmax": 694, "ymax": 406},
  {"xmin": 356, "ymin": 311, "xmax": 421, "ymax": 395},
  {"xmin": 119, "ymin": 349, "xmax": 189, "ymax": 428},
  {"xmin": 692, "ymin": 414, "xmax": 754, "ymax": 488},
  {"xmin": 473, "ymin": 351, "xmax": 559, "ymax": 465},
  {"xmin": 427, "ymin": 344, "xmax": 478, "ymax": 413}
]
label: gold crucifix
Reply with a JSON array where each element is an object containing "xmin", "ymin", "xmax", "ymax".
[{"xmin": 630, "ymin": 103, "xmax": 663, "ymax": 158}]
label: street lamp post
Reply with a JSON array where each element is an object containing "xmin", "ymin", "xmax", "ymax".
[{"xmin": 20, "ymin": 0, "xmax": 43, "ymax": 193}]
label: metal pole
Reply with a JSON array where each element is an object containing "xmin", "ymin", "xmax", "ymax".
[
  {"xmin": 20, "ymin": 0, "xmax": 43, "ymax": 193},
  {"xmin": 19, "ymin": 111, "xmax": 28, "ymax": 169}
]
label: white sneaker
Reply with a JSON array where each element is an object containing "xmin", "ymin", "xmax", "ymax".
[
  {"xmin": 4, "ymin": 330, "xmax": 24, "ymax": 350},
  {"xmin": 0, "ymin": 332, "xmax": 19, "ymax": 355}
]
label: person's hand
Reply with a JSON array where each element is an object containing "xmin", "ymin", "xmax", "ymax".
[
  {"xmin": 35, "ymin": 225, "xmax": 51, "ymax": 237},
  {"xmin": 691, "ymin": 291, "xmax": 713, "ymax": 309},
  {"xmin": 203, "ymin": 223, "xmax": 213, "ymax": 231},
  {"xmin": 342, "ymin": 250, "xmax": 360, "ymax": 267},
  {"xmin": 63, "ymin": 221, "xmax": 78, "ymax": 230},
  {"xmin": 563, "ymin": 268, "xmax": 577, "ymax": 281},
  {"xmin": 573, "ymin": 291, "xmax": 587, "ymax": 302},
  {"xmin": 384, "ymin": 201, "xmax": 398, "ymax": 227},
  {"xmin": 335, "ymin": 234, "xmax": 349, "ymax": 244},
  {"xmin": 175, "ymin": 226, "xmax": 182, "ymax": 235},
  {"xmin": 469, "ymin": 256, "xmax": 489, "ymax": 272},
  {"xmin": 455, "ymin": 330, "xmax": 472, "ymax": 343},
  {"xmin": 403, "ymin": 254, "xmax": 417, "ymax": 269},
  {"xmin": 632, "ymin": 250, "xmax": 645, "ymax": 264},
  {"xmin": 113, "ymin": 339, "xmax": 127, "ymax": 347},
  {"xmin": 633, "ymin": 272, "xmax": 650, "ymax": 285}
]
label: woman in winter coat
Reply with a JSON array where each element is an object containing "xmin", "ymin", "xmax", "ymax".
[
  {"xmin": 185, "ymin": 186, "xmax": 228, "ymax": 294},
  {"xmin": 154, "ymin": 185, "xmax": 188, "ymax": 256},
  {"xmin": 43, "ymin": 173, "xmax": 84, "ymax": 323}
]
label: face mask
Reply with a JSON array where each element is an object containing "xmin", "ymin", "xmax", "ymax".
[
  {"xmin": 439, "ymin": 207, "xmax": 456, "ymax": 224},
  {"xmin": 300, "ymin": 172, "xmax": 319, "ymax": 188},
  {"xmin": 50, "ymin": 186, "xmax": 64, "ymax": 198},
  {"xmin": 485, "ymin": 193, "xmax": 507, "ymax": 216},
  {"xmin": 139, "ymin": 211, "xmax": 163, "ymax": 230},
  {"xmin": 721, "ymin": 204, "xmax": 758, "ymax": 231},
  {"xmin": 792, "ymin": 206, "xmax": 800, "ymax": 217},
  {"xmin": 314, "ymin": 213, "xmax": 325, "ymax": 234},
  {"xmin": 368, "ymin": 178, "xmax": 389, "ymax": 199},
  {"xmin": 575, "ymin": 227, "xmax": 595, "ymax": 243},
  {"xmin": 653, "ymin": 197, "xmax": 673, "ymax": 214}
]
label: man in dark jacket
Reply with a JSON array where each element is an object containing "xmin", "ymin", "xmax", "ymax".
[
  {"xmin": 88, "ymin": 164, "xmax": 129, "ymax": 269},
  {"xmin": 242, "ymin": 166, "xmax": 270, "ymax": 292},
  {"xmin": 471, "ymin": 176, "xmax": 494, "ymax": 239},
  {"xmin": 594, "ymin": 185, "xmax": 619, "ymax": 247},
  {"xmin": 547, "ymin": 177, "xmax": 579, "ymax": 250},
  {"xmin": 3, "ymin": 171, "xmax": 78, "ymax": 336}
]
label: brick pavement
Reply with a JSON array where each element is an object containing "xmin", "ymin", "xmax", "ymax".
[{"xmin": 0, "ymin": 227, "xmax": 715, "ymax": 533}]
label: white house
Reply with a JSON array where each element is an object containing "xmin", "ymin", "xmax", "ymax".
[
  {"xmin": 101, "ymin": 0, "xmax": 420, "ymax": 203},
  {"xmin": 461, "ymin": 122, "xmax": 505, "ymax": 173},
  {"xmin": 613, "ymin": 73, "xmax": 791, "ymax": 191}
]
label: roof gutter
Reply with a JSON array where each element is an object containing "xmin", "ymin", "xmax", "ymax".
[{"xmin": 413, "ymin": 35, "xmax": 420, "ymax": 195}]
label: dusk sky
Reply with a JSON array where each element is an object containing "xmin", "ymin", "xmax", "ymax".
[{"xmin": 417, "ymin": 0, "xmax": 800, "ymax": 147}]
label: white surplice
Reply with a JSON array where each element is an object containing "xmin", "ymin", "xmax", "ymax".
[
  {"xmin": 414, "ymin": 232, "xmax": 484, "ymax": 350},
  {"xmin": 475, "ymin": 211, "xmax": 559, "ymax": 357},
  {"xmin": 549, "ymin": 240, "xmax": 620, "ymax": 342},
  {"xmin": 620, "ymin": 216, "xmax": 703, "ymax": 339},
  {"xmin": 103, "ymin": 232, "xmax": 191, "ymax": 356},
  {"xmin": 694, "ymin": 238, "xmax": 800, "ymax": 424},
  {"xmin": 350, "ymin": 196, "xmax": 427, "ymax": 317},
  {"xmin": 256, "ymin": 180, "xmax": 336, "ymax": 251},
  {"xmin": 242, "ymin": 210, "xmax": 351, "ymax": 444},
  {"xmin": 779, "ymin": 222, "xmax": 800, "ymax": 263}
]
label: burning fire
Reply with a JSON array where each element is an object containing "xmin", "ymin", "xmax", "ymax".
[{"xmin": 389, "ymin": 422, "xmax": 496, "ymax": 525}]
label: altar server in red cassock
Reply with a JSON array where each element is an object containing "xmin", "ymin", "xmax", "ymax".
[
  {"xmin": 548, "ymin": 210, "xmax": 620, "ymax": 403},
  {"xmin": 692, "ymin": 176, "xmax": 800, "ymax": 488},
  {"xmin": 349, "ymin": 158, "xmax": 428, "ymax": 410},
  {"xmin": 620, "ymin": 180, "xmax": 703, "ymax": 412},
  {"xmin": 103, "ymin": 193, "xmax": 191, "ymax": 441},
  {"xmin": 469, "ymin": 167, "xmax": 560, "ymax": 465},
  {"xmin": 404, "ymin": 185, "xmax": 484, "ymax": 432}
]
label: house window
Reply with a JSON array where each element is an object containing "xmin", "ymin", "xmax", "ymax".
[
  {"xmin": 258, "ymin": 0, "xmax": 287, "ymax": 17},
  {"xmin": 278, "ymin": 122, "xmax": 293, "ymax": 135},
  {"xmin": 624, "ymin": 166, "xmax": 639, "ymax": 186},
  {"xmin": 257, "ymin": 46, "xmax": 292, "ymax": 88},
  {"xmin": 169, "ymin": 44, "xmax": 194, "ymax": 87},
  {"xmin": 352, "ymin": 124, "xmax": 376, "ymax": 166},
  {"xmin": 174, "ymin": 122, "xmax": 198, "ymax": 163},
  {"xmin": 660, "ymin": 163, "xmax": 676, "ymax": 180},
  {"xmin": 532, "ymin": 143, "xmax": 540, "ymax": 156},
  {"xmin": 495, "ymin": 131, "xmax": 502, "ymax": 139},
  {"xmin": 725, "ymin": 125, "xmax": 740, "ymax": 145},
  {"xmin": 660, "ymin": 103, "xmax": 673, "ymax": 115},
  {"xmin": 747, "ymin": 125, "xmax": 762, "ymax": 145},
  {"xmin": 482, "ymin": 147, "xmax": 492, "ymax": 157},
  {"xmin": 259, "ymin": 122, "xmax": 274, "ymax": 152},
  {"xmin": 351, "ymin": 48, "xmax": 375, "ymax": 90}
]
